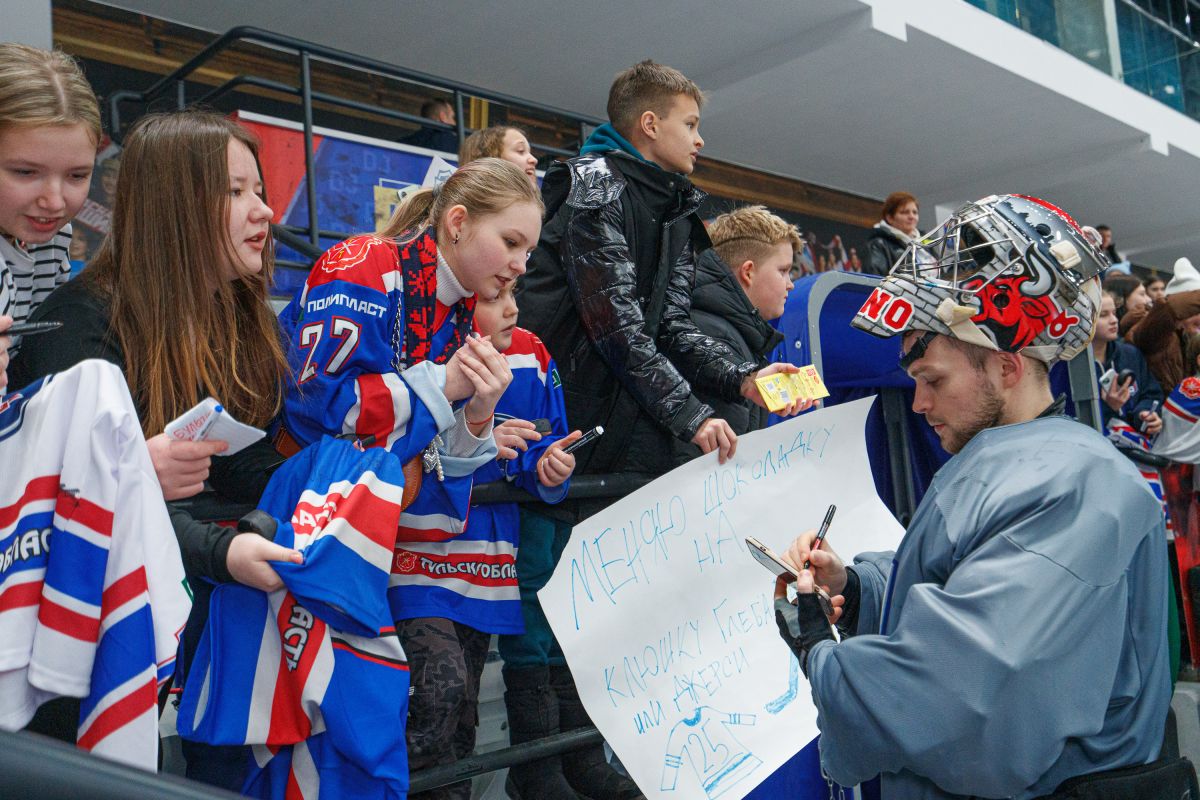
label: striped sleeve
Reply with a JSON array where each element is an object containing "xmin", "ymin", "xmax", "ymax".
[{"xmin": 0, "ymin": 227, "xmax": 72, "ymax": 355}]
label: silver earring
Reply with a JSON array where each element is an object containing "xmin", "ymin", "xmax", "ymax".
[{"xmin": 453, "ymin": 233, "xmax": 460, "ymax": 245}]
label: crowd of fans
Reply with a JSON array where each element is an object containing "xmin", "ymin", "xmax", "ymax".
[{"xmin": 0, "ymin": 38, "xmax": 1194, "ymax": 800}]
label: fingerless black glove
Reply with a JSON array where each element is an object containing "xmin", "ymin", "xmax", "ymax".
[{"xmin": 775, "ymin": 594, "xmax": 835, "ymax": 678}]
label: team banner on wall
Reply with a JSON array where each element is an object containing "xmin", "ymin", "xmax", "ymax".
[{"xmin": 540, "ymin": 398, "xmax": 904, "ymax": 800}]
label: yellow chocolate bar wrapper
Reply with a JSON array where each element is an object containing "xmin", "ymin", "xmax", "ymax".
[
  {"xmin": 796, "ymin": 364, "xmax": 830, "ymax": 400},
  {"xmin": 754, "ymin": 366, "xmax": 830, "ymax": 411},
  {"xmin": 754, "ymin": 373, "xmax": 794, "ymax": 412}
]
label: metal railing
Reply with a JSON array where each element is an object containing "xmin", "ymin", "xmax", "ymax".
[
  {"xmin": 108, "ymin": 25, "xmax": 603, "ymax": 251},
  {"xmin": 0, "ymin": 729, "xmax": 242, "ymax": 800}
]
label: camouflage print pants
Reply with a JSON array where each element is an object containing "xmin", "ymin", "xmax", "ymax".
[{"xmin": 396, "ymin": 617, "xmax": 491, "ymax": 800}]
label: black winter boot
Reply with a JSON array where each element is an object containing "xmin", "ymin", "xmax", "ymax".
[
  {"xmin": 503, "ymin": 666, "xmax": 580, "ymax": 800},
  {"xmin": 549, "ymin": 665, "xmax": 645, "ymax": 800}
]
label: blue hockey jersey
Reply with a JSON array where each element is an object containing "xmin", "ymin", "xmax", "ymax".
[
  {"xmin": 389, "ymin": 328, "xmax": 571, "ymax": 633},
  {"xmin": 178, "ymin": 437, "xmax": 413, "ymax": 799},
  {"xmin": 277, "ymin": 231, "xmax": 496, "ymax": 627}
]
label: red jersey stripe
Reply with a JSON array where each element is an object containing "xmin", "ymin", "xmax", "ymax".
[
  {"xmin": 101, "ymin": 567, "xmax": 148, "ymax": 618},
  {"xmin": 76, "ymin": 677, "xmax": 157, "ymax": 751},
  {"xmin": 55, "ymin": 490, "xmax": 115, "ymax": 539},
  {"xmin": 395, "ymin": 525, "xmax": 464, "ymax": 543},
  {"xmin": 354, "ymin": 373, "xmax": 396, "ymax": 442},
  {"xmin": 0, "ymin": 475, "xmax": 59, "ymax": 530},
  {"xmin": 0, "ymin": 579, "xmax": 43, "ymax": 612},
  {"xmin": 293, "ymin": 481, "xmax": 402, "ymax": 551},
  {"xmin": 268, "ymin": 594, "xmax": 324, "ymax": 744},
  {"xmin": 285, "ymin": 768, "xmax": 306, "ymax": 800},
  {"xmin": 38, "ymin": 598, "xmax": 100, "ymax": 642}
]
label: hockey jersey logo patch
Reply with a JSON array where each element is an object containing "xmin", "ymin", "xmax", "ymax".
[
  {"xmin": 0, "ymin": 527, "xmax": 50, "ymax": 572},
  {"xmin": 319, "ymin": 235, "xmax": 388, "ymax": 274},
  {"xmin": 0, "ymin": 391, "xmax": 24, "ymax": 414},
  {"xmin": 394, "ymin": 550, "xmax": 419, "ymax": 574}
]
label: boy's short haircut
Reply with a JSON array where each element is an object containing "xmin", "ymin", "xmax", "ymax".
[
  {"xmin": 419, "ymin": 98, "xmax": 452, "ymax": 119},
  {"xmin": 707, "ymin": 205, "xmax": 802, "ymax": 272},
  {"xmin": 607, "ymin": 59, "xmax": 704, "ymax": 138}
]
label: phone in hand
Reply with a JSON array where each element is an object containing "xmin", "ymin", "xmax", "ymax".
[
  {"xmin": 746, "ymin": 536, "xmax": 799, "ymax": 581},
  {"xmin": 1099, "ymin": 368, "xmax": 1117, "ymax": 392},
  {"xmin": 746, "ymin": 536, "xmax": 835, "ymax": 617}
]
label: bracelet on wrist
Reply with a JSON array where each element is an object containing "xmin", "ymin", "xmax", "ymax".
[{"xmin": 466, "ymin": 413, "xmax": 494, "ymax": 427}]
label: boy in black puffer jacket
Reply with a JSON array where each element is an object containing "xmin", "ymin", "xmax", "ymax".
[
  {"xmin": 518, "ymin": 61, "xmax": 806, "ymax": 499},
  {"xmin": 514, "ymin": 60, "xmax": 809, "ymax": 800}
]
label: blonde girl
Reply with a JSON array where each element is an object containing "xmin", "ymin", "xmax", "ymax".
[
  {"xmin": 459, "ymin": 125, "xmax": 539, "ymax": 186},
  {"xmin": 0, "ymin": 44, "xmax": 101, "ymax": 357}
]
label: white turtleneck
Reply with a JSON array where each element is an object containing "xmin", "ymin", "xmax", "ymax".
[
  {"xmin": 430, "ymin": 240, "xmax": 493, "ymax": 455},
  {"xmin": 436, "ymin": 246, "xmax": 470, "ymax": 306}
]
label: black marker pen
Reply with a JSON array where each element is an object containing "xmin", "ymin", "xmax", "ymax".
[
  {"xmin": 563, "ymin": 425, "xmax": 605, "ymax": 454},
  {"xmin": 803, "ymin": 504, "xmax": 837, "ymax": 571}
]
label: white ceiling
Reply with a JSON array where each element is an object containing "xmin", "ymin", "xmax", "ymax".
[{"xmin": 98, "ymin": 0, "xmax": 1200, "ymax": 271}]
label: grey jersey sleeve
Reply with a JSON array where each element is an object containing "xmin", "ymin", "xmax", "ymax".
[
  {"xmin": 810, "ymin": 537, "xmax": 1137, "ymax": 793},
  {"xmin": 847, "ymin": 551, "xmax": 894, "ymax": 636}
]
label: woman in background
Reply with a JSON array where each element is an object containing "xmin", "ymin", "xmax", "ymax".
[{"xmin": 862, "ymin": 190, "xmax": 921, "ymax": 276}]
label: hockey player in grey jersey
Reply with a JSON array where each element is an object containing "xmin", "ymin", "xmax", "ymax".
[{"xmin": 774, "ymin": 195, "xmax": 1184, "ymax": 799}]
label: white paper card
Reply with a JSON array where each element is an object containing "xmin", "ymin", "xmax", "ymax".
[{"xmin": 164, "ymin": 397, "xmax": 266, "ymax": 456}]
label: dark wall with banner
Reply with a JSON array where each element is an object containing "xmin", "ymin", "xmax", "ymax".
[
  {"xmin": 71, "ymin": 111, "xmax": 874, "ymax": 297},
  {"xmin": 235, "ymin": 111, "xmax": 462, "ymax": 297},
  {"xmin": 236, "ymin": 110, "xmax": 875, "ymax": 296}
]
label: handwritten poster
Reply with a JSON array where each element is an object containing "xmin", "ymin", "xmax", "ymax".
[{"xmin": 540, "ymin": 397, "xmax": 904, "ymax": 799}]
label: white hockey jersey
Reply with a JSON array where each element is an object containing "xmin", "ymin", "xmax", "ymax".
[{"xmin": 0, "ymin": 359, "xmax": 191, "ymax": 769}]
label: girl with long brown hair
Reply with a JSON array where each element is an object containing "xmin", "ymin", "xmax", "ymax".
[
  {"xmin": 14, "ymin": 109, "xmax": 299, "ymax": 586},
  {"xmin": 11, "ymin": 111, "xmax": 303, "ymax": 787},
  {"xmin": 277, "ymin": 156, "xmax": 542, "ymax": 799}
]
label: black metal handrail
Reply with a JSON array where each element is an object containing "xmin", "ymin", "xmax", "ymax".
[
  {"xmin": 108, "ymin": 25, "xmax": 602, "ymax": 251},
  {"xmin": 270, "ymin": 222, "xmax": 324, "ymax": 262},
  {"xmin": 409, "ymin": 727, "xmax": 604, "ymax": 793},
  {"xmin": 173, "ymin": 472, "xmax": 656, "ymax": 525}
]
